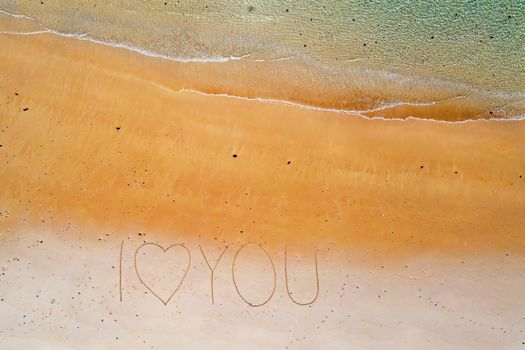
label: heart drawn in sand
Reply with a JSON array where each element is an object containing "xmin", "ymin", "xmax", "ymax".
[{"xmin": 134, "ymin": 243, "xmax": 191, "ymax": 305}]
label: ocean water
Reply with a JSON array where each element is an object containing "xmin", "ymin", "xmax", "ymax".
[{"xmin": 0, "ymin": 0, "xmax": 524, "ymax": 118}]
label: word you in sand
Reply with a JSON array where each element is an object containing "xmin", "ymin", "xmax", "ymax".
[{"xmin": 119, "ymin": 241, "xmax": 320, "ymax": 307}]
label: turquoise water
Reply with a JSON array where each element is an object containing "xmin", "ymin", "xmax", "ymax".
[
  {"xmin": 209, "ymin": 0, "xmax": 525, "ymax": 93},
  {"xmin": 310, "ymin": 0, "xmax": 525, "ymax": 92},
  {"xmin": 1, "ymin": 0, "xmax": 524, "ymax": 95}
]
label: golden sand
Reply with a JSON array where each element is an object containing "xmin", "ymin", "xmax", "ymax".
[{"xmin": 0, "ymin": 25, "xmax": 524, "ymax": 264}]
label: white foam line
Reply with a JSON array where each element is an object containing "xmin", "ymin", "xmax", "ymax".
[
  {"xmin": 362, "ymin": 95, "xmax": 468, "ymax": 113},
  {"xmin": 78, "ymin": 33, "xmax": 254, "ymax": 62},
  {"xmin": 0, "ymin": 9, "xmax": 35, "ymax": 21},
  {"xmin": 0, "ymin": 30, "xmax": 48, "ymax": 35},
  {"xmin": 178, "ymin": 88, "xmax": 367, "ymax": 115},
  {"xmin": 0, "ymin": 8, "xmax": 253, "ymax": 63},
  {"xmin": 176, "ymin": 89, "xmax": 525, "ymax": 123},
  {"xmin": 1, "ymin": 8, "xmax": 524, "ymax": 124},
  {"xmin": 252, "ymin": 56, "xmax": 295, "ymax": 62}
]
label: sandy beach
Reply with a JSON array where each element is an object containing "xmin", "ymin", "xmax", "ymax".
[{"xmin": 0, "ymin": 11, "xmax": 524, "ymax": 350}]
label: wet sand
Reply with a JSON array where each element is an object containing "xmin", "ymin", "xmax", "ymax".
[
  {"xmin": 1, "ymin": 27, "xmax": 524, "ymax": 258},
  {"xmin": 0, "ymin": 14, "xmax": 525, "ymax": 350}
]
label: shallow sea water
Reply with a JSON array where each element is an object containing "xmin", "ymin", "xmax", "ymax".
[
  {"xmin": 0, "ymin": 0, "xmax": 525, "ymax": 119},
  {"xmin": 1, "ymin": 0, "xmax": 523, "ymax": 93}
]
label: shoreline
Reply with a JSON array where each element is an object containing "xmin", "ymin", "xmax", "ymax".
[{"xmin": 1, "ymin": 9, "xmax": 524, "ymax": 122}]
